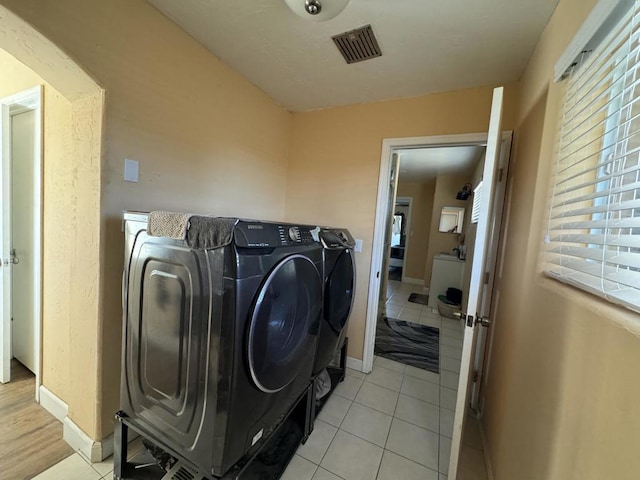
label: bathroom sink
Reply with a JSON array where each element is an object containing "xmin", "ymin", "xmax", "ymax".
[{"xmin": 436, "ymin": 253, "xmax": 464, "ymax": 262}]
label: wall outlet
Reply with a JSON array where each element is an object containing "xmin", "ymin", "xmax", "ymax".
[
  {"xmin": 354, "ymin": 239, "xmax": 363, "ymax": 253},
  {"xmin": 124, "ymin": 158, "xmax": 139, "ymax": 182}
]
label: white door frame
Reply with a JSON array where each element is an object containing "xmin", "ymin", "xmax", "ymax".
[
  {"xmin": 363, "ymin": 132, "xmax": 512, "ymax": 373},
  {"xmin": 0, "ymin": 86, "xmax": 42, "ymax": 399}
]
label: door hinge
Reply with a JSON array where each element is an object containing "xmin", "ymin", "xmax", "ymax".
[
  {"xmin": 498, "ymin": 167, "xmax": 504, "ymax": 182},
  {"xmin": 472, "ymin": 370, "xmax": 479, "ymax": 383},
  {"xmin": 484, "ymin": 272, "xmax": 490, "ymax": 284}
]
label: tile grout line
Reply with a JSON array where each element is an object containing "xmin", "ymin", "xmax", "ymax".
[
  {"xmin": 331, "ymin": 382, "xmax": 442, "ymax": 478},
  {"xmin": 399, "ymin": 387, "xmax": 441, "ymax": 409},
  {"xmin": 312, "ymin": 421, "xmax": 340, "ymax": 472},
  {"xmin": 328, "ymin": 362, "xmax": 441, "ymax": 478}
]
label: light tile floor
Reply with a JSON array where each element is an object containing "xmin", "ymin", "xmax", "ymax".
[
  {"xmin": 34, "ymin": 280, "xmax": 487, "ymax": 480},
  {"xmin": 32, "ymin": 437, "xmax": 146, "ymax": 480}
]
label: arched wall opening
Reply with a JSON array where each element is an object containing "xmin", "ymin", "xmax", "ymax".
[{"xmin": 0, "ymin": 4, "xmax": 105, "ymax": 446}]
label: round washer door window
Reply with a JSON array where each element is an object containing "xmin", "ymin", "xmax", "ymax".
[
  {"xmin": 325, "ymin": 249, "xmax": 355, "ymax": 333},
  {"xmin": 248, "ymin": 254, "xmax": 322, "ymax": 393}
]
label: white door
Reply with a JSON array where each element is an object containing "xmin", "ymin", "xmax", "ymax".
[
  {"xmin": 0, "ymin": 103, "xmax": 11, "ymax": 383},
  {"xmin": 11, "ymin": 110, "xmax": 36, "ymax": 373},
  {"xmin": 468, "ymin": 132, "xmax": 512, "ymax": 411},
  {"xmin": 448, "ymin": 87, "xmax": 504, "ymax": 479}
]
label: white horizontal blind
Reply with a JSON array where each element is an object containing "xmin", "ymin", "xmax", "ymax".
[
  {"xmin": 545, "ymin": 0, "xmax": 640, "ymax": 314},
  {"xmin": 472, "ymin": 181, "xmax": 483, "ymax": 224}
]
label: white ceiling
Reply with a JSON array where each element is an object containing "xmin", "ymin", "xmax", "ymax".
[
  {"xmin": 148, "ymin": 0, "xmax": 559, "ymax": 112},
  {"xmin": 397, "ymin": 145, "xmax": 485, "ymax": 182}
]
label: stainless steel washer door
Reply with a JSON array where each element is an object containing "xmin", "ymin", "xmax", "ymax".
[{"xmin": 248, "ymin": 254, "xmax": 322, "ymax": 393}]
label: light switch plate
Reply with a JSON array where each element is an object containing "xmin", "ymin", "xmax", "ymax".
[
  {"xmin": 124, "ymin": 158, "xmax": 139, "ymax": 182},
  {"xmin": 354, "ymin": 239, "xmax": 363, "ymax": 253}
]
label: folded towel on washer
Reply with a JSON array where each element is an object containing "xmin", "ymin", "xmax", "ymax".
[
  {"xmin": 148, "ymin": 211, "xmax": 193, "ymax": 239},
  {"xmin": 186, "ymin": 215, "xmax": 238, "ymax": 250}
]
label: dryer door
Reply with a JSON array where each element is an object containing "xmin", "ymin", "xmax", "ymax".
[
  {"xmin": 325, "ymin": 249, "xmax": 355, "ymax": 334},
  {"xmin": 248, "ymin": 254, "xmax": 322, "ymax": 393}
]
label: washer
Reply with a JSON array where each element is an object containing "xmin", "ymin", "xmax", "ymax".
[
  {"xmin": 313, "ymin": 227, "xmax": 356, "ymax": 375},
  {"xmin": 120, "ymin": 213, "xmax": 323, "ymax": 477}
]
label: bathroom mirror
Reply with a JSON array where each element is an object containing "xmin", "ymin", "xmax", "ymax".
[{"xmin": 439, "ymin": 206, "xmax": 465, "ymax": 233}]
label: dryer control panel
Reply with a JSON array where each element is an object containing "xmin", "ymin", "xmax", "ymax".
[
  {"xmin": 320, "ymin": 228, "xmax": 355, "ymax": 249},
  {"xmin": 234, "ymin": 221, "xmax": 319, "ymax": 248}
]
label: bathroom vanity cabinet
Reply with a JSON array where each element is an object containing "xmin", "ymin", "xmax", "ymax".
[{"xmin": 428, "ymin": 254, "xmax": 465, "ymax": 308}]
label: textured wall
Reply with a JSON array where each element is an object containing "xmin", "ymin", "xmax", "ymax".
[
  {"xmin": 482, "ymin": 0, "xmax": 640, "ymax": 478},
  {"xmin": 286, "ymin": 85, "xmax": 520, "ymax": 359},
  {"xmin": 1, "ymin": 0, "xmax": 292, "ymax": 440},
  {"xmin": 0, "ymin": 49, "xmax": 75, "ymax": 406}
]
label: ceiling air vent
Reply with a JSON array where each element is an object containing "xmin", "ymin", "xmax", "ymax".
[{"xmin": 332, "ymin": 24, "xmax": 382, "ymax": 64}]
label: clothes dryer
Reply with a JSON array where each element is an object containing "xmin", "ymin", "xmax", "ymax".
[
  {"xmin": 120, "ymin": 213, "xmax": 323, "ymax": 477},
  {"xmin": 313, "ymin": 227, "xmax": 356, "ymax": 375}
]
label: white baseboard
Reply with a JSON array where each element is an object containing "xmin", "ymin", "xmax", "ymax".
[
  {"xmin": 65, "ymin": 420, "xmax": 142, "ymax": 464},
  {"xmin": 402, "ymin": 276, "xmax": 424, "ymax": 286},
  {"xmin": 39, "ymin": 385, "xmax": 68, "ymax": 422},
  {"xmin": 100, "ymin": 432, "xmax": 115, "ymax": 461},
  {"xmin": 39, "ymin": 384, "xmax": 136, "ymax": 463},
  {"xmin": 346, "ymin": 356, "xmax": 363, "ymax": 372},
  {"xmin": 63, "ymin": 417, "xmax": 141, "ymax": 463},
  {"xmin": 63, "ymin": 417, "xmax": 102, "ymax": 462},
  {"xmin": 40, "ymin": 386, "xmax": 105, "ymax": 462}
]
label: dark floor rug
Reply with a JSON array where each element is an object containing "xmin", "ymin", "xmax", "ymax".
[
  {"xmin": 408, "ymin": 293, "xmax": 429, "ymax": 305},
  {"xmin": 388, "ymin": 266, "xmax": 402, "ymax": 281},
  {"xmin": 375, "ymin": 317, "xmax": 439, "ymax": 373}
]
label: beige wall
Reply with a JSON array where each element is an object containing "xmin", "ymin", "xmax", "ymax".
[
  {"xmin": 10, "ymin": 8, "xmax": 626, "ymax": 474},
  {"xmin": 286, "ymin": 85, "xmax": 520, "ymax": 360},
  {"xmin": 0, "ymin": 49, "xmax": 76, "ymax": 405},
  {"xmin": 396, "ymin": 180, "xmax": 436, "ymax": 281},
  {"xmin": 1, "ymin": 0, "xmax": 292, "ymax": 440},
  {"xmin": 2, "ymin": 1, "xmax": 104, "ymax": 439},
  {"xmin": 424, "ymin": 174, "xmax": 470, "ymax": 288},
  {"xmin": 1, "ymin": 12, "xmax": 105, "ymax": 438},
  {"xmin": 482, "ymin": 0, "xmax": 640, "ymax": 479}
]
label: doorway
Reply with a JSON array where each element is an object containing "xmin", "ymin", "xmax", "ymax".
[
  {"xmin": 364, "ymin": 127, "xmax": 512, "ymax": 478},
  {"xmin": 364, "ymin": 132, "xmax": 511, "ymax": 372},
  {"xmin": 374, "ymin": 147, "xmax": 483, "ymax": 374},
  {"xmin": 0, "ymin": 86, "xmax": 42, "ymax": 396},
  {"xmin": 368, "ymin": 135, "xmax": 505, "ymax": 370}
]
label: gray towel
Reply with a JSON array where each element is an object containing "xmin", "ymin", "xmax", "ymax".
[
  {"xmin": 186, "ymin": 216, "xmax": 238, "ymax": 250},
  {"xmin": 148, "ymin": 211, "xmax": 192, "ymax": 239}
]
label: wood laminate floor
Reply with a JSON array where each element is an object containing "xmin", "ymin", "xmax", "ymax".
[{"xmin": 0, "ymin": 360, "xmax": 73, "ymax": 480}]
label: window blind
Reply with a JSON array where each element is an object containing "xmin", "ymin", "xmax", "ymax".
[
  {"xmin": 472, "ymin": 181, "xmax": 483, "ymax": 224},
  {"xmin": 545, "ymin": 0, "xmax": 640, "ymax": 314}
]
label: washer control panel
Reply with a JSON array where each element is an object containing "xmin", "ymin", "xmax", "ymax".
[
  {"xmin": 235, "ymin": 221, "xmax": 318, "ymax": 248},
  {"xmin": 278, "ymin": 225, "xmax": 315, "ymax": 245}
]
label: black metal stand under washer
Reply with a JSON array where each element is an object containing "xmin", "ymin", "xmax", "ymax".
[
  {"xmin": 113, "ymin": 383, "xmax": 314, "ymax": 480},
  {"xmin": 309, "ymin": 337, "xmax": 349, "ymax": 431}
]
